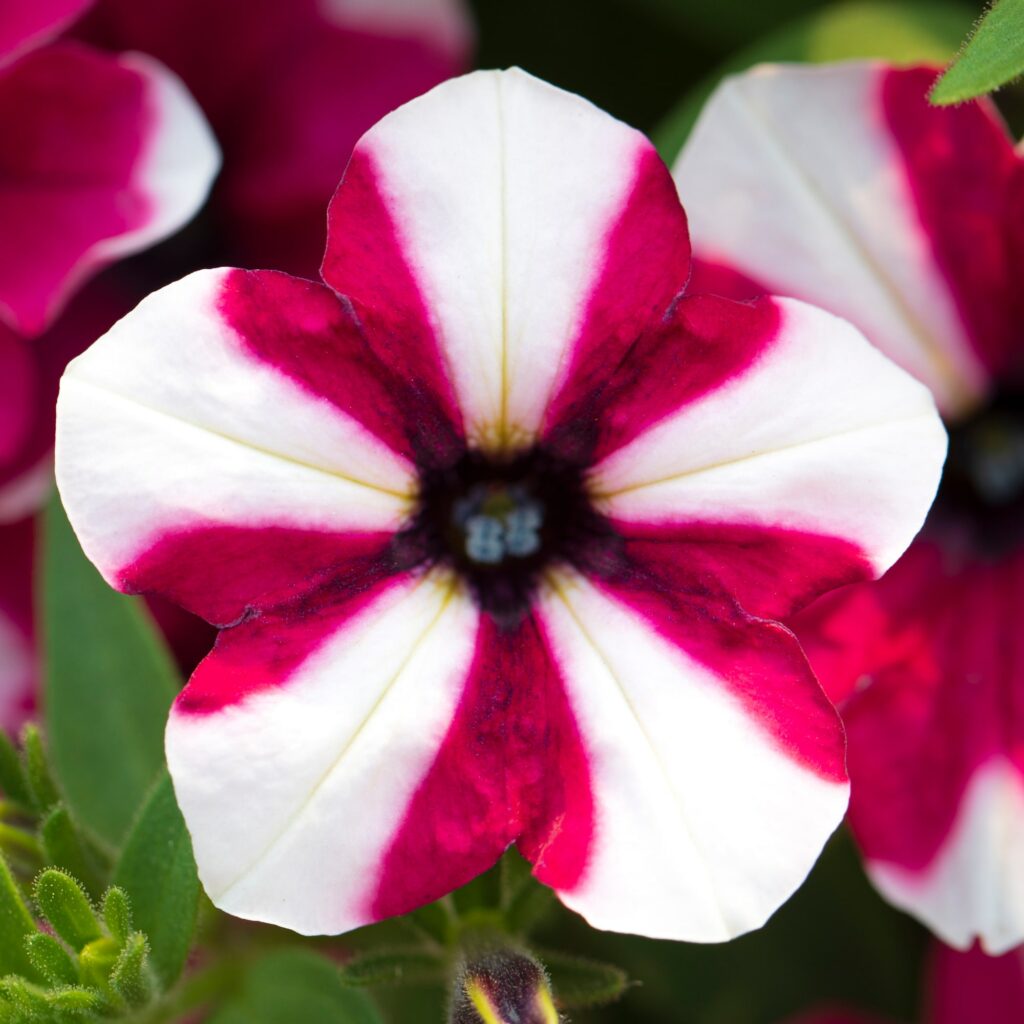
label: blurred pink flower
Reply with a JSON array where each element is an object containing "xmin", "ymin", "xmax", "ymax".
[
  {"xmin": 81, "ymin": 0, "xmax": 474, "ymax": 275},
  {"xmin": 675, "ymin": 62, "xmax": 1024, "ymax": 953},
  {"xmin": 0, "ymin": 0, "xmax": 219, "ymax": 336}
]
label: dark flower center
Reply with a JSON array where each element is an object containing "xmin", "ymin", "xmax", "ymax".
[
  {"xmin": 935, "ymin": 389, "xmax": 1024, "ymax": 552},
  {"xmin": 396, "ymin": 446, "xmax": 615, "ymax": 626}
]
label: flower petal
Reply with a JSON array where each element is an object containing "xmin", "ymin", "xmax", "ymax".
[
  {"xmin": 321, "ymin": 0, "xmax": 473, "ymax": 61},
  {"xmin": 0, "ymin": 328, "xmax": 34, "ymax": 464},
  {"xmin": 926, "ymin": 942, "xmax": 1024, "ymax": 1024},
  {"xmin": 56, "ymin": 268, "xmax": 417, "ymax": 618},
  {"xmin": 0, "ymin": 0, "xmax": 91, "ymax": 64},
  {"xmin": 0, "ymin": 518, "xmax": 36, "ymax": 733},
  {"xmin": 796, "ymin": 543, "xmax": 1024, "ymax": 955},
  {"xmin": 590, "ymin": 295, "xmax": 946, "ymax": 581},
  {"xmin": 323, "ymin": 68, "xmax": 690, "ymax": 449},
  {"xmin": 370, "ymin": 613, "xmax": 594, "ymax": 922},
  {"xmin": 0, "ymin": 43, "xmax": 218, "ymax": 335},
  {"xmin": 673, "ymin": 62, "xmax": 1020, "ymax": 417},
  {"xmin": 537, "ymin": 569, "xmax": 847, "ymax": 941},
  {"xmin": 167, "ymin": 572, "xmax": 480, "ymax": 935}
]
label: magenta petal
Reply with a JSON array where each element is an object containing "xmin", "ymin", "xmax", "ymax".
[
  {"xmin": 926, "ymin": 942, "xmax": 1024, "ymax": 1024},
  {"xmin": 369, "ymin": 613, "xmax": 593, "ymax": 921},
  {"xmin": 795, "ymin": 540, "xmax": 1024, "ymax": 951},
  {"xmin": 544, "ymin": 293, "xmax": 778, "ymax": 464},
  {"xmin": 0, "ymin": 42, "xmax": 215, "ymax": 335},
  {"xmin": 0, "ymin": 328, "xmax": 34, "ymax": 464},
  {"xmin": 0, "ymin": 517, "xmax": 36, "ymax": 732},
  {"xmin": 0, "ymin": 0, "xmax": 92, "ymax": 64}
]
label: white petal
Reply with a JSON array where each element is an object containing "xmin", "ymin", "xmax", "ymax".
[
  {"xmin": 592, "ymin": 297, "xmax": 946, "ymax": 578},
  {"xmin": 166, "ymin": 574, "xmax": 478, "ymax": 935}
]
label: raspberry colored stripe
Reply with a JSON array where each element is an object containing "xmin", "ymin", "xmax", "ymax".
[
  {"xmin": 217, "ymin": 268, "xmax": 463, "ymax": 469},
  {"xmin": 881, "ymin": 67, "xmax": 1020, "ymax": 380},
  {"xmin": 592, "ymin": 523, "xmax": 851, "ymax": 782},
  {"xmin": 541, "ymin": 146, "xmax": 690, "ymax": 453},
  {"xmin": 369, "ymin": 613, "xmax": 594, "ymax": 920},
  {"xmin": 321, "ymin": 148, "xmax": 464, "ymax": 452},
  {"xmin": 119, "ymin": 525, "xmax": 396, "ymax": 629},
  {"xmin": 545, "ymin": 293, "xmax": 778, "ymax": 465}
]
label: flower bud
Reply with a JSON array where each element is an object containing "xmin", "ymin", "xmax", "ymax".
[{"xmin": 450, "ymin": 949, "xmax": 560, "ymax": 1024}]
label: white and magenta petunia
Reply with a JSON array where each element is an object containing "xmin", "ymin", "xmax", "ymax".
[
  {"xmin": 81, "ymin": 0, "xmax": 473, "ymax": 274},
  {"xmin": 675, "ymin": 61, "xmax": 1024, "ymax": 953},
  {"xmin": 55, "ymin": 69, "xmax": 945, "ymax": 940},
  {"xmin": 0, "ymin": 0, "xmax": 220, "ymax": 336}
]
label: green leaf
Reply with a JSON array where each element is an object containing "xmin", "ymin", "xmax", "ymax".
[
  {"xmin": 0, "ymin": 858, "xmax": 40, "ymax": 980},
  {"xmin": 207, "ymin": 950, "xmax": 384, "ymax": 1024},
  {"xmin": 100, "ymin": 888, "xmax": 132, "ymax": 947},
  {"xmin": 113, "ymin": 772, "xmax": 198, "ymax": 990},
  {"xmin": 20, "ymin": 727, "xmax": 59, "ymax": 816},
  {"xmin": 41, "ymin": 495, "xmax": 180, "ymax": 848},
  {"xmin": 39, "ymin": 807, "xmax": 104, "ymax": 900},
  {"xmin": 24, "ymin": 934, "xmax": 78, "ymax": 988},
  {"xmin": 342, "ymin": 948, "xmax": 446, "ymax": 988},
  {"xmin": 0, "ymin": 736, "xmax": 30, "ymax": 809},
  {"xmin": 933, "ymin": 0, "xmax": 1024, "ymax": 102},
  {"xmin": 46, "ymin": 985, "xmax": 106, "ymax": 1014},
  {"xmin": 34, "ymin": 871, "xmax": 100, "ymax": 952},
  {"xmin": 109, "ymin": 933, "xmax": 151, "ymax": 1008},
  {"xmin": 536, "ymin": 949, "xmax": 631, "ymax": 1010},
  {"xmin": 654, "ymin": 0, "xmax": 973, "ymax": 162}
]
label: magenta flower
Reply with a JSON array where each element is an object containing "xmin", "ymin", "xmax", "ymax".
[
  {"xmin": 56, "ymin": 70, "xmax": 944, "ymax": 939},
  {"xmin": 0, "ymin": 518, "xmax": 35, "ymax": 733},
  {"xmin": 81, "ymin": 0, "xmax": 473, "ymax": 274},
  {"xmin": 0, "ymin": 0, "xmax": 219, "ymax": 337},
  {"xmin": 675, "ymin": 62, "xmax": 1024, "ymax": 952}
]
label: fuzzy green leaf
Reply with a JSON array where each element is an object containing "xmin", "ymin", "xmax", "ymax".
[
  {"xmin": 0, "ymin": 858, "xmax": 40, "ymax": 981},
  {"xmin": 538, "ymin": 949, "xmax": 631, "ymax": 1010},
  {"xmin": 39, "ymin": 807, "xmax": 104, "ymax": 900},
  {"xmin": 208, "ymin": 950, "xmax": 383, "ymax": 1024},
  {"xmin": 41, "ymin": 496, "xmax": 179, "ymax": 848},
  {"xmin": 110, "ymin": 933, "xmax": 150, "ymax": 1008},
  {"xmin": 0, "ymin": 975, "xmax": 50, "ymax": 1015},
  {"xmin": 342, "ymin": 948, "xmax": 445, "ymax": 988},
  {"xmin": 34, "ymin": 871, "xmax": 100, "ymax": 953},
  {"xmin": 0, "ymin": 736, "xmax": 30, "ymax": 809},
  {"xmin": 20, "ymin": 727, "xmax": 58, "ymax": 816},
  {"xmin": 101, "ymin": 889, "xmax": 132, "ymax": 947},
  {"xmin": 46, "ymin": 985, "xmax": 106, "ymax": 1014},
  {"xmin": 933, "ymin": 0, "xmax": 1024, "ymax": 102},
  {"xmin": 113, "ymin": 773, "xmax": 198, "ymax": 990},
  {"xmin": 24, "ymin": 934, "xmax": 78, "ymax": 988}
]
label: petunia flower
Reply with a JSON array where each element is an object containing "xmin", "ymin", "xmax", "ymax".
[
  {"xmin": 55, "ymin": 69, "xmax": 945, "ymax": 940},
  {"xmin": 673, "ymin": 61, "xmax": 1024, "ymax": 952},
  {"xmin": 80, "ymin": 0, "xmax": 474, "ymax": 275},
  {"xmin": 0, "ymin": 0, "xmax": 220, "ymax": 337},
  {"xmin": 0, "ymin": 517, "xmax": 36, "ymax": 733}
]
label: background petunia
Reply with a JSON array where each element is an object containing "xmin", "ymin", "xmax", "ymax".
[
  {"xmin": 80, "ymin": 0, "xmax": 474, "ymax": 275},
  {"xmin": 674, "ymin": 60, "xmax": 1024, "ymax": 954}
]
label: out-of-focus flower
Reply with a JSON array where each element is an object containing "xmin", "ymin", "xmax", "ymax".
[
  {"xmin": 55, "ymin": 69, "xmax": 944, "ymax": 940},
  {"xmin": 674, "ymin": 61, "xmax": 1024, "ymax": 953},
  {"xmin": 784, "ymin": 942, "xmax": 1024, "ymax": 1024},
  {"xmin": 0, "ymin": 0, "xmax": 92, "ymax": 66},
  {"xmin": 81, "ymin": 0, "xmax": 474, "ymax": 275},
  {"xmin": 0, "ymin": 517, "xmax": 36, "ymax": 734},
  {"xmin": 0, "ymin": 0, "xmax": 220, "ymax": 337}
]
